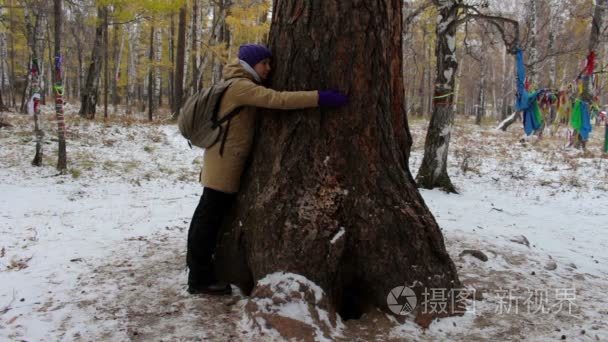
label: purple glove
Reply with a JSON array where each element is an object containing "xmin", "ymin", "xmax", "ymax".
[{"xmin": 318, "ymin": 90, "xmax": 348, "ymax": 108}]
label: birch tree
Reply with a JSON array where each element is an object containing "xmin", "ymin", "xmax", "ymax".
[
  {"xmin": 417, "ymin": 0, "xmax": 519, "ymax": 192},
  {"xmin": 54, "ymin": 0, "xmax": 66, "ymax": 171},
  {"xmin": 416, "ymin": 0, "xmax": 460, "ymax": 193}
]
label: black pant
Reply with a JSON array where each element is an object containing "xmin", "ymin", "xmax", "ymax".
[{"xmin": 186, "ymin": 187, "xmax": 235, "ymax": 286}]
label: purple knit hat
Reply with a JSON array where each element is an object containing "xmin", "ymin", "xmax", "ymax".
[{"xmin": 238, "ymin": 44, "xmax": 272, "ymax": 68}]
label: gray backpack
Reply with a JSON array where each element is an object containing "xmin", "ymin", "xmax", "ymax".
[{"xmin": 178, "ymin": 79, "xmax": 242, "ymax": 155}]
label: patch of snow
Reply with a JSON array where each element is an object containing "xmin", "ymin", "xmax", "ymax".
[{"xmin": 330, "ymin": 227, "xmax": 346, "ymax": 244}]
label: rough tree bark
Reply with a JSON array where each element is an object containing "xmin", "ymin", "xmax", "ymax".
[
  {"xmin": 79, "ymin": 6, "xmax": 106, "ymax": 118},
  {"xmin": 54, "ymin": 0, "xmax": 66, "ymax": 172},
  {"xmin": 215, "ymin": 0, "xmax": 460, "ymax": 330},
  {"xmin": 416, "ymin": 0, "xmax": 459, "ymax": 193}
]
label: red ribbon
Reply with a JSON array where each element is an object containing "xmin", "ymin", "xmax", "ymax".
[{"xmin": 585, "ymin": 51, "xmax": 595, "ymax": 76}]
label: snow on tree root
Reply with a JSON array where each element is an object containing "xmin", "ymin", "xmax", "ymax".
[{"xmin": 239, "ymin": 272, "xmax": 345, "ymax": 342}]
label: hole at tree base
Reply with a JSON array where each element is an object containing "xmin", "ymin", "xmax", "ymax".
[{"xmin": 338, "ymin": 282, "xmax": 369, "ymax": 321}]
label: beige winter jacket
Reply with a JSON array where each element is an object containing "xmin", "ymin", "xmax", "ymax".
[{"xmin": 200, "ymin": 60, "xmax": 319, "ymax": 193}]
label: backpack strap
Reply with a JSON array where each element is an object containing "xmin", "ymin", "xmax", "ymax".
[
  {"xmin": 211, "ymin": 78, "xmax": 247, "ymax": 156},
  {"xmin": 213, "ymin": 106, "xmax": 243, "ymax": 128},
  {"xmin": 214, "ymin": 106, "xmax": 243, "ymax": 157}
]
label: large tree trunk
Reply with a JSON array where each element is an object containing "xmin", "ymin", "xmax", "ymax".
[
  {"xmin": 79, "ymin": 7, "xmax": 106, "ymax": 118},
  {"xmin": 416, "ymin": 0, "xmax": 459, "ymax": 193},
  {"xmin": 54, "ymin": 0, "xmax": 66, "ymax": 172},
  {"xmin": 173, "ymin": 6, "xmax": 186, "ymax": 117},
  {"xmin": 215, "ymin": 0, "xmax": 460, "ymax": 334}
]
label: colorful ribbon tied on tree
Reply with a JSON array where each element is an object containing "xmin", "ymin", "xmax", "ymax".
[{"xmin": 514, "ymin": 48, "xmax": 543, "ymax": 135}]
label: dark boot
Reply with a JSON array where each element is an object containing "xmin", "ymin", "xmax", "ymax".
[{"xmin": 187, "ymin": 281, "xmax": 232, "ymax": 295}]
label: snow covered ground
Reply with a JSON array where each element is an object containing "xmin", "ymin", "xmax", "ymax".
[{"xmin": 0, "ymin": 108, "xmax": 606, "ymax": 341}]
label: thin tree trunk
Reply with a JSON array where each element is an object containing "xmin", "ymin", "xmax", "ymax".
[
  {"xmin": 212, "ymin": 0, "xmax": 230, "ymax": 83},
  {"xmin": 155, "ymin": 28, "xmax": 162, "ymax": 107},
  {"xmin": 9, "ymin": 0, "xmax": 16, "ymax": 107},
  {"xmin": 578, "ymin": 0, "xmax": 607, "ymax": 148},
  {"xmin": 113, "ymin": 23, "xmax": 124, "ymax": 113},
  {"xmin": 26, "ymin": 8, "xmax": 44, "ymax": 166},
  {"xmin": 169, "ymin": 13, "xmax": 175, "ymax": 111},
  {"xmin": 426, "ymin": 36, "xmax": 434, "ymax": 116},
  {"xmin": 103, "ymin": 9, "xmax": 109, "ymax": 119},
  {"xmin": 452, "ymin": 53, "xmax": 462, "ymax": 115},
  {"xmin": 501, "ymin": 47, "xmax": 511, "ymax": 120},
  {"xmin": 173, "ymin": 6, "xmax": 186, "ymax": 117},
  {"xmin": 215, "ymin": 1, "xmax": 461, "ymax": 335},
  {"xmin": 148, "ymin": 23, "xmax": 155, "ymax": 121},
  {"xmin": 526, "ymin": 0, "xmax": 538, "ymax": 87},
  {"xmin": 547, "ymin": 26, "xmax": 557, "ymax": 126},
  {"xmin": 475, "ymin": 57, "xmax": 486, "ymax": 125},
  {"xmin": 79, "ymin": 7, "xmax": 106, "ymax": 118},
  {"xmin": 0, "ymin": 32, "xmax": 7, "ymax": 111},
  {"xmin": 0, "ymin": 89, "xmax": 5, "ymax": 112},
  {"xmin": 126, "ymin": 24, "xmax": 139, "ymax": 115},
  {"xmin": 416, "ymin": 0, "xmax": 459, "ymax": 193},
  {"xmin": 54, "ymin": 0, "xmax": 67, "ymax": 172},
  {"xmin": 190, "ymin": 0, "xmax": 199, "ymax": 95},
  {"xmin": 418, "ymin": 28, "xmax": 427, "ymax": 116},
  {"xmin": 491, "ymin": 59, "xmax": 497, "ymax": 119},
  {"xmin": 71, "ymin": 25, "xmax": 83, "ymax": 102},
  {"xmin": 43, "ymin": 14, "xmax": 51, "ymax": 105}
]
